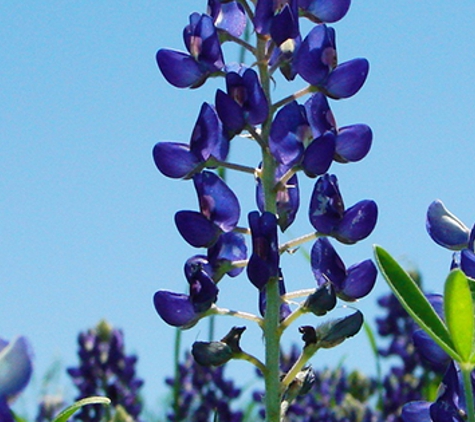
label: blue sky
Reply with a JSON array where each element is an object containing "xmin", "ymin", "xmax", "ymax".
[{"xmin": 2, "ymin": 0, "xmax": 475, "ymax": 417}]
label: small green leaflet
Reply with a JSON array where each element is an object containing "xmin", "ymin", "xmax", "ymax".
[{"xmin": 52, "ymin": 396, "xmax": 111, "ymax": 422}]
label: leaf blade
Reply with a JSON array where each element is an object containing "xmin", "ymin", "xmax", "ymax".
[
  {"xmin": 374, "ymin": 245, "xmax": 460, "ymax": 361},
  {"xmin": 52, "ymin": 396, "xmax": 111, "ymax": 422},
  {"xmin": 444, "ymin": 269, "xmax": 474, "ymax": 363}
]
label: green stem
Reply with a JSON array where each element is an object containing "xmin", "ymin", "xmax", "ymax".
[
  {"xmin": 235, "ymin": 351, "xmax": 267, "ymax": 373},
  {"xmin": 211, "ymin": 305, "xmax": 264, "ymax": 327},
  {"xmin": 280, "ymin": 343, "xmax": 319, "ymax": 391},
  {"xmin": 272, "ymin": 85, "xmax": 317, "ymax": 112},
  {"xmin": 279, "ymin": 232, "xmax": 321, "ymax": 254},
  {"xmin": 172, "ymin": 328, "xmax": 182, "ymax": 420},
  {"xmin": 461, "ymin": 364, "xmax": 475, "ymax": 422}
]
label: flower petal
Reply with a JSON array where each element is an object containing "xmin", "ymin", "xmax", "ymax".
[
  {"xmin": 426, "ymin": 200, "xmax": 469, "ymax": 250},
  {"xmin": 152, "ymin": 142, "xmax": 201, "ymax": 179},
  {"xmin": 153, "ymin": 291, "xmax": 197, "ymax": 327},
  {"xmin": 175, "ymin": 210, "xmax": 222, "ymax": 248},
  {"xmin": 323, "ymin": 58, "xmax": 369, "ymax": 99},
  {"xmin": 340, "ymin": 259, "xmax": 377, "ymax": 300},
  {"xmin": 299, "ymin": 0, "xmax": 351, "ymax": 23},
  {"xmin": 302, "ymin": 131, "xmax": 336, "ymax": 177},
  {"xmin": 156, "ymin": 49, "xmax": 204, "ymax": 88},
  {"xmin": 0, "ymin": 336, "xmax": 33, "ymax": 398},
  {"xmin": 335, "ymin": 124, "xmax": 372, "ymax": 163},
  {"xmin": 336, "ymin": 199, "xmax": 378, "ymax": 244}
]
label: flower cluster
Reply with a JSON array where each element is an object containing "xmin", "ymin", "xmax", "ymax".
[
  {"xmin": 152, "ymin": 0, "xmax": 377, "ymax": 418},
  {"xmin": 67, "ymin": 320, "xmax": 143, "ymax": 422}
]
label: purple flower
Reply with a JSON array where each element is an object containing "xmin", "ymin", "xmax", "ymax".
[
  {"xmin": 207, "ymin": 0, "xmax": 247, "ymax": 38},
  {"xmin": 154, "ymin": 256, "xmax": 219, "ymax": 328},
  {"xmin": 254, "ymin": 0, "xmax": 300, "ymax": 48},
  {"xmin": 311, "ymin": 237, "xmax": 376, "ymax": 301},
  {"xmin": 247, "ymin": 211, "xmax": 280, "ymax": 290},
  {"xmin": 401, "ymin": 362, "xmax": 470, "ymax": 422},
  {"xmin": 299, "ymin": 0, "xmax": 351, "ymax": 23},
  {"xmin": 259, "ymin": 271, "xmax": 292, "ymax": 321},
  {"xmin": 208, "ymin": 232, "xmax": 248, "ymax": 278},
  {"xmin": 309, "ymin": 174, "xmax": 377, "ymax": 244},
  {"xmin": 156, "ymin": 13, "xmax": 224, "ymax": 88},
  {"xmin": 0, "ymin": 337, "xmax": 33, "ymax": 422},
  {"xmin": 175, "ymin": 171, "xmax": 240, "ymax": 248},
  {"xmin": 153, "ymin": 103, "xmax": 229, "ymax": 179},
  {"xmin": 426, "ymin": 200, "xmax": 470, "ymax": 250},
  {"xmin": 67, "ymin": 321, "xmax": 143, "ymax": 421},
  {"xmin": 215, "ymin": 67, "xmax": 269, "ymax": 134},
  {"xmin": 256, "ymin": 163, "xmax": 300, "ymax": 231},
  {"xmin": 295, "ymin": 25, "xmax": 369, "ymax": 99}
]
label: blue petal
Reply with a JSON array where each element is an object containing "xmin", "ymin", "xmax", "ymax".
[
  {"xmin": 190, "ymin": 103, "xmax": 229, "ymax": 163},
  {"xmin": 304, "ymin": 92, "xmax": 336, "ymax": 138},
  {"xmin": 270, "ymin": 3, "xmax": 299, "ymax": 47},
  {"xmin": 193, "ymin": 171, "xmax": 240, "ymax": 232},
  {"xmin": 153, "ymin": 291, "xmax": 197, "ymax": 327},
  {"xmin": 208, "ymin": 232, "xmax": 247, "ymax": 277},
  {"xmin": 175, "ymin": 210, "xmax": 222, "ymax": 248},
  {"xmin": 335, "ymin": 124, "xmax": 372, "ymax": 163},
  {"xmin": 0, "ymin": 398, "xmax": 14, "ymax": 422},
  {"xmin": 461, "ymin": 249, "xmax": 475, "ymax": 279},
  {"xmin": 336, "ymin": 199, "xmax": 378, "ymax": 244},
  {"xmin": 215, "ymin": 89, "xmax": 246, "ymax": 133},
  {"xmin": 302, "ymin": 131, "xmax": 336, "ymax": 177},
  {"xmin": 413, "ymin": 329, "xmax": 450, "ymax": 371},
  {"xmin": 208, "ymin": 0, "xmax": 247, "ymax": 38},
  {"xmin": 295, "ymin": 24, "xmax": 336, "ymax": 86},
  {"xmin": 426, "ymin": 200, "xmax": 469, "ymax": 250},
  {"xmin": 323, "ymin": 58, "xmax": 369, "ymax": 99},
  {"xmin": 341, "ymin": 259, "xmax": 377, "ymax": 300},
  {"xmin": 311, "ymin": 238, "xmax": 346, "ymax": 289},
  {"xmin": 299, "ymin": 0, "xmax": 351, "ymax": 23},
  {"xmin": 0, "ymin": 336, "xmax": 33, "ymax": 398},
  {"xmin": 152, "ymin": 142, "xmax": 201, "ymax": 179},
  {"xmin": 401, "ymin": 401, "xmax": 432, "ymax": 422},
  {"xmin": 241, "ymin": 68, "xmax": 269, "ymax": 125},
  {"xmin": 156, "ymin": 49, "xmax": 204, "ymax": 88}
]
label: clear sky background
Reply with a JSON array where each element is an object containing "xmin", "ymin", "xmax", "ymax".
[{"xmin": 2, "ymin": 0, "xmax": 475, "ymax": 418}]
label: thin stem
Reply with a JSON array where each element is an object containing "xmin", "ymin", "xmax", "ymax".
[
  {"xmin": 238, "ymin": 0, "xmax": 255, "ymax": 21},
  {"xmin": 246, "ymin": 124, "xmax": 267, "ymax": 149},
  {"xmin": 279, "ymin": 306, "xmax": 306, "ymax": 333},
  {"xmin": 211, "ymin": 305, "xmax": 264, "ymax": 327},
  {"xmin": 279, "ymin": 232, "xmax": 321, "ymax": 254},
  {"xmin": 282, "ymin": 288, "xmax": 316, "ymax": 301},
  {"xmin": 213, "ymin": 158, "xmax": 257, "ymax": 175},
  {"xmin": 272, "ymin": 85, "xmax": 317, "ymax": 112},
  {"xmin": 223, "ymin": 31, "xmax": 256, "ymax": 55},
  {"xmin": 275, "ymin": 166, "xmax": 299, "ymax": 192},
  {"xmin": 172, "ymin": 328, "xmax": 182, "ymax": 420},
  {"xmin": 235, "ymin": 351, "xmax": 267, "ymax": 374},
  {"xmin": 280, "ymin": 343, "xmax": 319, "ymax": 391},
  {"xmin": 461, "ymin": 364, "xmax": 475, "ymax": 422}
]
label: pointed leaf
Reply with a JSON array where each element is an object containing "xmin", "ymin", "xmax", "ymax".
[
  {"xmin": 52, "ymin": 397, "xmax": 111, "ymax": 422},
  {"xmin": 444, "ymin": 269, "xmax": 475, "ymax": 363},
  {"xmin": 374, "ymin": 245, "xmax": 460, "ymax": 361}
]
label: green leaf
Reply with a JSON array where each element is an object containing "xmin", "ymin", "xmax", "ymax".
[
  {"xmin": 374, "ymin": 245, "xmax": 460, "ymax": 361},
  {"xmin": 52, "ymin": 396, "xmax": 111, "ymax": 422},
  {"xmin": 444, "ymin": 269, "xmax": 475, "ymax": 363}
]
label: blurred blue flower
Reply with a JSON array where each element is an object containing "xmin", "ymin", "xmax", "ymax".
[{"xmin": 0, "ymin": 336, "xmax": 33, "ymax": 422}]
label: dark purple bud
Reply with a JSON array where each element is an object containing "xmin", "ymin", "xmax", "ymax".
[
  {"xmin": 186, "ymin": 260, "xmax": 219, "ymax": 313},
  {"xmin": 426, "ymin": 200, "xmax": 469, "ymax": 250},
  {"xmin": 304, "ymin": 92, "xmax": 336, "ymax": 138},
  {"xmin": 207, "ymin": 0, "xmax": 247, "ymax": 38},
  {"xmin": 156, "ymin": 49, "xmax": 206, "ymax": 88},
  {"xmin": 254, "ymin": 0, "xmax": 274, "ymax": 35},
  {"xmin": 335, "ymin": 199, "xmax": 378, "ymax": 244},
  {"xmin": 294, "ymin": 24, "xmax": 336, "ymax": 86},
  {"xmin": 309, "ymin": 174, "xmax": 344, "ymax": 234},
  {"xmin": 339, "ymin": 259, "xmax": 377, "ymax": 301},
  {"xmin": 299, "ymin": 0, "xmax": 351, "ymax": 23},
  {"xmin": 323, "ymin": 58, "xmax": 369, "ymax": 99},
  {"xmin": 208, "ymin": 232, "xmax": 247, "ymax": 277},
  {"xmin": 319, "ymin": 310, "xmax": 363, "ymax": 348},
  {"xmin": 185, "ymin": 255, "xmax": 214, "ymax": 281},
  {"xmin": 193, "ymin": 171, "xmax": 240, "ymax": 233},
  {"xmin": 269, "ymin": 101, "xmax": 310, "ymax": 166},
  {"xmin": 152, "ymin": 142, "xmax": 201, "ymax": 179},
  {"xmin": 303, "ymin": 282, "xmax": 336, "ymax": 316},
  {"xmin": 311, "ymin": 238, "xmax": 346, "ymax": 288},
  {"xmin": 153, "ymin": 291, "xmax": 198, "ymax": 327},
  {"xmin": 190, "ymin": 103, "xmax": 229, "ymax": 164},
  {"xmin": 256, "ymin": 163, "xmax": 300, "ymax": 231},
  {"xmin": 192, "ymin": 341, "xmax": 233, "ymax": 366},
  {"xmin": 175, "ymin": 210, "xmax": 222, "ymax": 248},
  {"xmin": 302, "ymin": 131, "xmax": 336, "ymax": 177},
  {"xmin": 247, "ymin": 211, "xmax": 280, "ymax": 289},
  {"xmin": 334, "ymin": 124, "xmax": 372, "ymax": 163}
]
